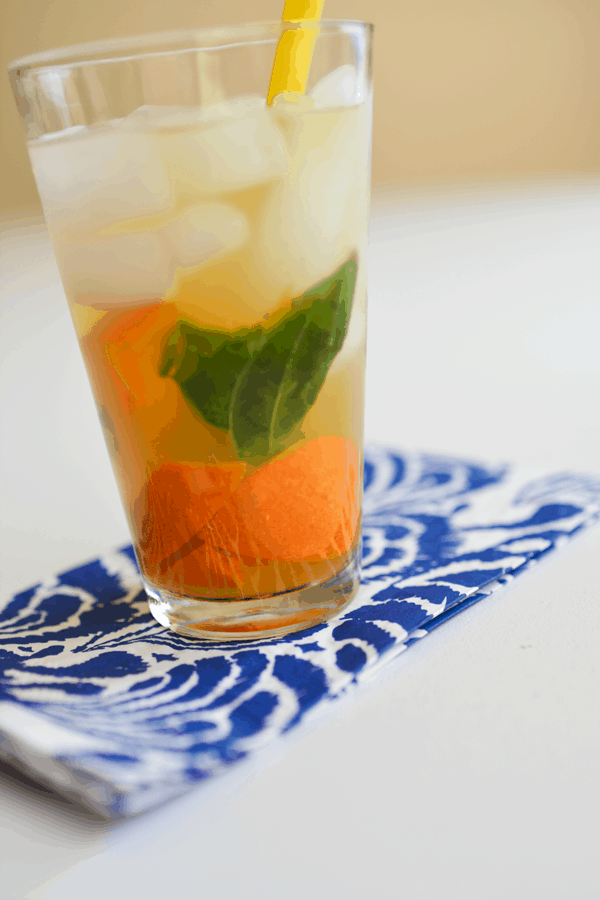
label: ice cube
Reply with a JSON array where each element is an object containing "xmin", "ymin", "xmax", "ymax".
[
  {"xmin": 124, "ymin": 105, "xmax": 205, "ymax": 130},
  {"xmin": 270, "ymin": 93, "xmax": 315, "ymax": 112},
  {"xmin": 56, "ymin": 231, "xmax": 176, "ymax": 299},
  {"xmin": 158, "ymin": 99, "xmax": 287, "ymax": 194},
  {"xmin": 161, "ymin": 203, "xmax": 249, "ymax": 268},
  {"xmin": 310, "ymin": 65, "xmax": 358, "ymax": 108},
  {"xmin": 258, "ymin": 107, "xmax": 365, "ymax": 294},
  {"xmin": 126, "ymin": 97, "xmax": 267, "ymax": 132},
  {"xmin": 185, "ymin": 96, "xmax": 265, "ymax": 127},
  {"xmin": 28, "ymin": 126, "xmax": 172, "ymax": 233}
]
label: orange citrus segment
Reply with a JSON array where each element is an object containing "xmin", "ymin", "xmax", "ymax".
[
  {"xmin": 209, "ymin": 435, "xmax": 360, "ymax": 561},
  {"xmin": 135, "ymin": 461, "xmax": 247, "ymax": 582}
]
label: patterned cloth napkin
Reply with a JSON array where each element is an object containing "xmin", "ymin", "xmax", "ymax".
[{"xmin": 1, "ymin": 445, "xmax": 599, "ymax": 820}]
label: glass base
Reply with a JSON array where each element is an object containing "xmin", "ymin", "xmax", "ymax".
[{"xmin": 144, "ymin": 550, "xmax": 360, "ymax": 641}]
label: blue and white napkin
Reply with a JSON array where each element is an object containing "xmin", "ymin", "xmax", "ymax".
[{"xmin": 1, "ymin": 445, "xmax": 599, "ymax": 820}]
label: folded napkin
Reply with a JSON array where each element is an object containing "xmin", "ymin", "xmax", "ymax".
[{"xmin": 1, "ymin": 446, "xmax": 599, "ymax": 820}]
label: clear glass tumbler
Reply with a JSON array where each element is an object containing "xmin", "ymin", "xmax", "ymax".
[{"xmin": 8, "ymin": 21, "xmax": 372, "ymax": 640}]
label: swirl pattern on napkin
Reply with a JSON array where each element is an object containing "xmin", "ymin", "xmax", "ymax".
[{"xmin": 1, "ymin": 446, "xmax": 599, "ymax": 818}]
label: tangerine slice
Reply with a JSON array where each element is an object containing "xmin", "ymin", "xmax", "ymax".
[
  {"xmin": 209, "ymin": 435, "xmax": 360, "ymax": 561},
  {"xmin": 135, "ymin": 461, "xmax": 246, "ymax": 586}
]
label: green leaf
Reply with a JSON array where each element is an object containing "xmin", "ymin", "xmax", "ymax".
[{"xmin": 160, "ymin": 258, "xmax": 357, "ymax": 459}]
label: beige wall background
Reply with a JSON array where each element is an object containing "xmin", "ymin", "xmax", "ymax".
[{"xmin": 2, "ymin": 0, "xmax": 600, "ymax": 213}]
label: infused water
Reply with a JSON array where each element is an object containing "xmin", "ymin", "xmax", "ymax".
[{"xmin": 22, "ymin": 47, "xmax": 371, "ymax": 637}]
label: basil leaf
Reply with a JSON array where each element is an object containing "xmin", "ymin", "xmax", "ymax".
[
  {"xmin": 160, "ymin": 325, "xmax": 259, "ymax": 433},
  {"xmin": 160, "ymin": 257, "xmax": 356, "ymax": 459}
]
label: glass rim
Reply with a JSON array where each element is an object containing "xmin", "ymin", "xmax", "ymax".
[{"xmin": 8, "ymin": 20, "xmax": 374, "ymax": 76}]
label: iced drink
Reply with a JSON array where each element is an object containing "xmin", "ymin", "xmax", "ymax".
[{"xmin": 11, "ymin": 23, "xmax": 372, "ymax": 638}]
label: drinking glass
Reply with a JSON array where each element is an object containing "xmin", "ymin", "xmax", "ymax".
[{"xmin": 8, "ymin": 21, "xmax": 372, "ymax": 640}]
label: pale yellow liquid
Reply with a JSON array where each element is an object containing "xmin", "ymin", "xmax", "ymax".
[{"xmin": 30, "ymin": 94, "xmax": 369, "ymax": 605}]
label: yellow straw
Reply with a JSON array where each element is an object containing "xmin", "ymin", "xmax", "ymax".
[{"xmin": 266, "ymin": 0, "xmax": 326, "ymax": 105}]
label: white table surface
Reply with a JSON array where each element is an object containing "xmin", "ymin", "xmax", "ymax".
[{"xmin": 2, "ymin": 180, "xmax": 600, "ymax": 900}]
